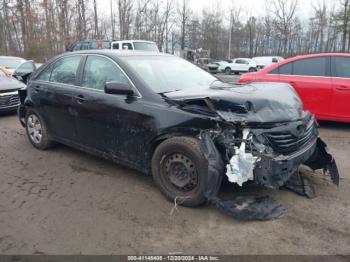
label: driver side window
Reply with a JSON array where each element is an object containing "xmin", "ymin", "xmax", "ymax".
[{"xmin": 82, "ymin": 56, "xmax": 129, "ymax": 91}]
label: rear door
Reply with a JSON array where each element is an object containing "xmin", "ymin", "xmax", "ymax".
[
  {"xmin": 330, "ymin": 56, "xmax": 350, "ymax": 121},
  {"xmin": 278, "ymin": 56, "xmax": 332, "ymax": 117},
  {"xmin": 32, "ymin": 55, "xmax": 83, "ymax": 141}
]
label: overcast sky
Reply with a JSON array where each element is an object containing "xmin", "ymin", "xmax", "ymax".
[{"xmin": 99, "ymin": 0, "xmax": 337, "ymax": 24}]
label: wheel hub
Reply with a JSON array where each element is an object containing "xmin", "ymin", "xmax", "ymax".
[
  {"xmin": 164, "ymin": 153, "xmax": 198, "ymax": 192},
  {"xmin": 27, "ymin": 114, "xmax": 42, "ymax": 144}
]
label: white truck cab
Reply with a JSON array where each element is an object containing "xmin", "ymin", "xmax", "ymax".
[{"xmin": 111, "ymin": 40, "xmax": 159, "ymax": 52}]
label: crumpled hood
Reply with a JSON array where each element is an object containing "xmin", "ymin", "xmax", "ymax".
[
  {"xmin": 0, "ymin": 76, "xmax": 25, "ymax": 93},
  {"xmin": 165, "ymin": 82, "xmax": 305, "ymax": 124}
]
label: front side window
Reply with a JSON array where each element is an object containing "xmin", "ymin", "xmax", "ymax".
[
  {"xmin": 112, "ymin": 43, "xmax": 119, "ymax": 49},
  {"xmin": 50, "ymin": 56, "xmax": 81, "ymax": 85},
  {"xmin": 36, "ymin": 63, "xmax": 54, "ymax": 81},
  {"xmin": 82, "ymin": 56, "xmax": 129, "ymax": 91},
  {"xmin": 293, "ymin": 57, "xmax": 327, "ymax": 77},
  {"xmin": 279, "ymin": 62, "xmax": 293, "ymax": 75},
  {"xmin": 332, "ymin": 57, "xmax": 350, "ymax": 78}
]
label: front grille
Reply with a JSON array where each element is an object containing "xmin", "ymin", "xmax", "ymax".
[
  {"xmin": 265, "ymin": 121, "xmax": 317, "ymax": 154},
  {"xmin": 0, "ymin": 94, "xmax": 20, "ymax": 108}
]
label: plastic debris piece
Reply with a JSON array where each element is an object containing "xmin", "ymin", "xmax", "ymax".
[
  {"xmin": 283, "ymin": 171, "xmax": 316, "ymax": 199},
  {"xmin": 210, "ymin": 195, "xmax": 286, "ymax": 221}
]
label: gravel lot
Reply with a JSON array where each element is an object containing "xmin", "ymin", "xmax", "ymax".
[{"xmin": 0, "ymin": 74, "xmax": 349, "ymax": 255}]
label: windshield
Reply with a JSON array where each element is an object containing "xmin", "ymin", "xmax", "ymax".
[
  {"xmin": 124, "ymin": 56, "xmax": 217, "ymax": 93},
  {"xmin": 0, "ymin": 58, "xmax": 25, "ymax": 69},
  {"xmin": 133, "ymin": 42, "xmax": 159, "ymax": 52}
]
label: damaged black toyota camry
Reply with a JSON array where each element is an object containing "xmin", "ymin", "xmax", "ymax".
[{"xmin": 18, "ymin": 51, "xmax": 339, "ymax": 220}]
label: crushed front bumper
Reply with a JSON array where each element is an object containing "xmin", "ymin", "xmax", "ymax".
[{"xmin": 254, "ymin": 137, "xmax": 339, "ymax": 189}]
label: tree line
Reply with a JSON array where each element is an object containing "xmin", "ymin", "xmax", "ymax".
[{"xmin": 0, "ymin": 0, "xmax": 350, "ymax": 61}]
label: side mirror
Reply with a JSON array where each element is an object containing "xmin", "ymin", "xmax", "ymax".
[{"xmin": 104, "ymin": 81, "xmax": 134, "ymax": 96}]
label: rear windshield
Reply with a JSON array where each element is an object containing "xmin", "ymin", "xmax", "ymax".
[
  {"xmin": 133, "ymin": 42, "xmax": 159, "ymax": 52},
  {"xmin": 0, "ymin": 58, "xmax": 25, "ymax": 69}
]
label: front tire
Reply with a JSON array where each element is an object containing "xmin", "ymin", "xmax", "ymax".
[
  {"xmin": 224, "ymin": 67, "xmax": 232, "ymax": 75},
  {"xmin": 25, "ymin": 110, "xmax": 55, "ymax": 150},
  {"xmin": 151, "ymin": 137, "xmax": 209, "ymax": 207}
]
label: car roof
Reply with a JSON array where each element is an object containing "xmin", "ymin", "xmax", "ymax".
[
  {"xmin": 260, "ymin": 53, "xmax": 350, "ymax": 73},
  {"xmin": 67, "ymin": 50, "xmax": 172, "ymax": 57},
  {"xmin": 111, "ymin": 40, "xmax": 155, "ymax": 43}
]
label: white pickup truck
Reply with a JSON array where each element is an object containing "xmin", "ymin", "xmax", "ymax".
[{"xmin": 111, "ymin": 40, "xmax": 159, "ymax": 52}]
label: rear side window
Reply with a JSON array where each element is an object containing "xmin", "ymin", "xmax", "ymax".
[
  {"xmin": 293, "ymin": 57, "xmax": 327, "ymax": 76},
  {"xmin": 332, "ymin": 57, "xmax": 350, "ymax": 78},
  {"xmin": 112, "ymin": 43, "xmax": 119, "ymax": 49},
  {"xmin": 50, "ymin": 56, "xmax": 81, "ymax": 85},
  {"xmin": 82, "ymin": 56, "xmax": 129, "ymax": 91}
]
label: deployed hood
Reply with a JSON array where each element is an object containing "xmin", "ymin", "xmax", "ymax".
[
  {"xmin": 0, "ymin": 76, "xmax": 25, "ymax": 93},
  {"xmin": 165, "ymin": 82, "xmax": 304, "ymax": 124}
]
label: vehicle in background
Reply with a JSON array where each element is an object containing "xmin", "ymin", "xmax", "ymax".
[
  {"xmin": 0, "ymin": 56, "xmax": 27, "ymax": 74},
  {"xmin": 0, "ymin": 70, "xmax": 25, "ymax": 113},
  {"xmin": 17, "ymin": 50, "xmax": 339, "ymax": 219},
  {"xmin": 111, "ymin": 40, "xmax": 159, "ymax": 52},
  {"xmin": 218, "ymin": 58, "xmax": 257, "ymax": 75},
  {"xmin": 12, "ymin": 60, "xmax": 37, "ymax": 84},
  {"xmin": 0, "ymin": 56, "xmax": 36, "ymax": 84},
  {"xmin": 196, "ymin": 58, "xmax": 219, "ymax": 74},
  {"xmin": 68, "ymin": 40, "xmax": 111, "ymax": 52},
  {"xmin": 239, "ymin": 53, "xmax": 350, "ymax": 123},
  {"xmin": 252, "ymin": 56, "xmax": 284, "ymax": 69},
  {"xmin": 0, "ymin": 66, "xmax": 13, "ymax": 77}
]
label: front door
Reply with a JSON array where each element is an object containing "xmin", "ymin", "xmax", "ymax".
[{"xmin": 71, "ymin": 55, "xmax": 150, "ymax": 165}]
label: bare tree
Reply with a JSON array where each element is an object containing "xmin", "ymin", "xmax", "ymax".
[
  {"xmin": 270, "ymin": 0, "xmax": 298, "ymax": 55},
  {"xmin": 178, "ymin": 0, "xmax": 190, "ymax": 50}
]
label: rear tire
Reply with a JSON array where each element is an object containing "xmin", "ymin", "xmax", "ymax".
[
  {"xmin": 25, "ymin": 109, "xmax": 55, "ymax": 150},
  {"xmin": 151, "ymin": 137, "xmax": 209, "ymax": 207},
  {"xmin": 249, "ymin": 67, "xmax": 256, "ymax": 72}
]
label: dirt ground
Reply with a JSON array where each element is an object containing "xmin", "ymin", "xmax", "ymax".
[{"xmin": 0, "ymin": 75, "xmax": 350, "ymax": 255}]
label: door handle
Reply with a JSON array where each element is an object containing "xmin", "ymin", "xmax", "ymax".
[
  {"xmin": 75, "ymin": 95, "xmax": 86, "ymax": 104},
  {"xmin": 336, "ymin": 85, "xmax": 350, "ymax": 91}
]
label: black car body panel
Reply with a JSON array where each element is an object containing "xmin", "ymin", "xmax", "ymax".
[{"xmin": 18, "ymin": 50, "xmax": 339, "ymax": 220}]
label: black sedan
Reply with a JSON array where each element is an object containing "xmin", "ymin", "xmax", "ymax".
[
  {"xmin": 0, "ymin": 70, "xmax": 25, "ymax": 113},
  {"xmin": 17, "ymin": 51, "xmax": 339, "ymax": 220}
]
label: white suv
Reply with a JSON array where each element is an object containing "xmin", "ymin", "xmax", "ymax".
[
  {"xmin": 111, "ymin": 40, "xmax": 159, "ymax": 52},
  {"xmin": 218, "ymin": 58, "xmax": 257, "ymax": 75}
]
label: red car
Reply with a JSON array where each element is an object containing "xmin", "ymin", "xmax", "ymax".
[{"xmin": 240, "ymin": 53, "xmax": 350, "ymax": 123}]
